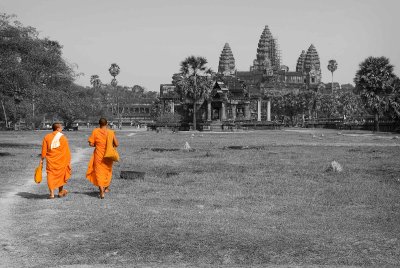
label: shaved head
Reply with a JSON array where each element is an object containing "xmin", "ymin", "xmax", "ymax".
[
  {"xmin": 99, "ymin": 118, "xmax": 107, "ymax": 127},
  {"xmin": 52, "ymin": 123, "xmax": 62, "ymax": 131}
]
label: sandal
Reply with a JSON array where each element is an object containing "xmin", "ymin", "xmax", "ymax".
[{"xmin": 58, "ymin": 189, "xmax": 68, "ymax": 198}]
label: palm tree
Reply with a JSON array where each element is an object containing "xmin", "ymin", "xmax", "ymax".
[
  {"xmin": 108, "ymin": 63, "xmax": 121, "ymax": 128},
  {"xmin": 354, "ymin": 56, "xmax": 397, "ymax": 131},
  {"xmin": 327, "ymin": 59, "xmax": 338, "ymax": 94},
  {"xmin": 178, "ymin": 56, "xmax": 212, "ymax": 131},
  {"xmin": 90, "ymin": 74, "xmax": 101, "ymax": 89},
  {"xmin": 108, "ymin": 63, "xmax": 120, "ymax": 78}
]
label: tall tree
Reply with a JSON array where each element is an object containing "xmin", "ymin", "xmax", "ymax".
[
  {"xmin": 41, "ymin": 84, "xmax": 91, "ymax": 126},
  {"xmin": 90, "ymin": 75, "xmax": 101, "ymax": 89},
  {"xmin": 132, "ymin": 85, "xmax": 145, "ymax": 95},
  {"xmin": 327, "ymin": 59, "xmax": 338, "ymax": 94},
  {"xmin": 175, "ymin": 56, "xmax": 213, "ymax": 130},
  {"xmin": 354, "ymin": 56, "xmax": 398, "ymax": 131},
  {"xmin": 0, "ymin": 13, "xmax": 75, "ymax": 127}
]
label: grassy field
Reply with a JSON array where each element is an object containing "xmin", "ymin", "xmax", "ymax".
[{"xmin": 1, "ymin": 128, "xmax": 400, "ymax": 267}]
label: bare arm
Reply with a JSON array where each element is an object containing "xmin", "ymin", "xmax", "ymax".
[
  {"xmin": 113, "ymin": 133, "xmax": 119, "ymax": 147},
  {"xmin": 88, "ymin": 129, "xmax": 95, "ymax": 147},
  {"xmin": 41, "ymin": 138, "xmax": 47, "ymax": 163}
]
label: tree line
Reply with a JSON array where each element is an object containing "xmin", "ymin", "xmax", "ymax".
[{"xmin": 0, "ymin": 13, "xmax": 157, "ymax": 129}]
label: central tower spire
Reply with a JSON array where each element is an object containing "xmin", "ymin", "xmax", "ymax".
[{"xmin": 251, "ymin": 25, "xmax": 280, "ymax": 74}]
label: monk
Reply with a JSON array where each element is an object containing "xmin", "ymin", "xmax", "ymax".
[
  {"xmin": 41, "ymin": 122, "xmax": 71, "ymax": 199},
  {"xmin": 86, "ymin": 118, "xmax": 119, "ymax": 199}
]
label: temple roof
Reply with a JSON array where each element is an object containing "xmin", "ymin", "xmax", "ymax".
[{"xmin": 277, "ymin": 71, "xmax": 303, "ymax": 76}]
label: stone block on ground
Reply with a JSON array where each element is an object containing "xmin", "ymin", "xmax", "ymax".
[
  {"xmin": 166, "ymin": 172, "xmax": 179, "ymax": 178},
  {"xmin": 120, "ymin": 171, "xmax": 145, "ymax": 180}
]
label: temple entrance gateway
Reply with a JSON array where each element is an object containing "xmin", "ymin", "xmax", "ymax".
[
  {"xmin": 211, "ymin": 102, "xmax": 222, "ymax": 121},
  {"xmin": 212, "ymin": 108, "xmax": 220, "ymax": 120}
]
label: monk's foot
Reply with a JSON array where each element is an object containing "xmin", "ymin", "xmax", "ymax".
[
  {"xmin": 58, "ymin": 189, "xmax": 68, "ymax": 198},
  {"xmin": 48, "ymin": 195, "xmax": 55, "ymax": 199},
  {"xmin": 99, "ymin": 192, "xmax": 105, "ymax": 199},
  {"xmin": 104, "ymin": 187, "xmax": 110, "ymax": 193}
]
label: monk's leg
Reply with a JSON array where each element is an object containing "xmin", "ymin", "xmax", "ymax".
[
  {"xmin": 49, "ymin": 188, "xmax": 55, "ymax": 199},
  {"xmin": 58, "ymin": 186, "xmax": 68, "ymax": 197},
  {"xmin": 99, "ymin": 186, "xmax": 105, "ymax": 199}
]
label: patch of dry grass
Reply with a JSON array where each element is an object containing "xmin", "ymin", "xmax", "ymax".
[{"xmin": 2, "ymin": 129, "xmax": 400, "ymax": 266}]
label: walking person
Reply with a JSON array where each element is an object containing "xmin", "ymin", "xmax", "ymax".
[
  {"xmin": 86, "ymin": 118, "xmax": 119, "ymax": 199},
  {"xmin": 40, "ymin": 122, "xmax": 71, "ymax": 199}
]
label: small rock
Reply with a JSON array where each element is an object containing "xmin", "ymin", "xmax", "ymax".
[
  {"xmin": 326, "ymin": 160, "xmax": 343, "ymax": 172},
  {"xmin": 321, "ymin": 133, "xmax": 324, "ymax": 137},
  {"xmin": 183, "ymin": 142, "xmax": 191, "ymax": 151}
]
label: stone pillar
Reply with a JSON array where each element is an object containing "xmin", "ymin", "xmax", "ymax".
[
  {"xmin": 170, "ymin": 101, "xmax": 175, "ymax": 114},
  {"xmin": 221, "ymin": 102, "xmax": 226, "ymax": 121},
  {"xmin": 257, "ymin": 99, "xmax": 261, "ymax": 121},
  {"xmin": 207, "ymin": 101, "xmax": 211, "ymax": 121},
  {"xmin": 231, "ymin": 104, "xmax": 237, "ymax": 120},
  {"xmin": 244, "ymin": 102, "xmax": 251, "ymax": 120},
  {"xmin": 161, "ymin": 100, "xmax": 165, "ymax": 113},
  {"xmin": 267, "ymin": 98, "xmax": 271, "ymax": 121}
]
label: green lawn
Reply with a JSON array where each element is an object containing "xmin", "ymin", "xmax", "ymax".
[{"xmin": 1, "ymin": 128, "xmax": 400, "ymax": 267}]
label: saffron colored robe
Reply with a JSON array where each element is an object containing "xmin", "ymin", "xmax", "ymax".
[
  {"xmin": 86, "ymin": 128, "xmax": 118, "ymax": 187},
  {"xmin": 41, "ymin": 131, "xmax": 72, "ymax": 190}
]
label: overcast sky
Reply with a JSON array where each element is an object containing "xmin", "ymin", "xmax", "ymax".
[{"xmin": 1, "ymin": 0, "xmax": 399, "ymax": 91}]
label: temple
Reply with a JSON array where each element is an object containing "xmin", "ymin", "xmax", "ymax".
[{"xmin": 160, "ymin": 25, "xmax": 323, "ymax": 130}]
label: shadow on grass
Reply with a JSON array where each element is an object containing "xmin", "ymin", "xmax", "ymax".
[{"xmin": 16, "ymin": 192, "xmax": 49, "ymax": 200}]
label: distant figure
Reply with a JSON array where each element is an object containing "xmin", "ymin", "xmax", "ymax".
[
  {"xmin": 40, "ymin": 123, "xmax": 71, "ymax": 199},
  {"xmin": 86, "ymin": 118, "xmax": 119, "ymax": 199},
  {"xmin": 87, "ymin": 122, "xmax": 90, "ymax": 128}
]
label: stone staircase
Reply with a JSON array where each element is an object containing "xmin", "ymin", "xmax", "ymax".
[{"xmin": 210, "ymin": 121, "xmax": 223, "ymax": 132}]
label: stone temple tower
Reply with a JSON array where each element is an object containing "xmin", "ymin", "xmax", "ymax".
[
  {"xmin": 304, "ymin": 44, "xmax": 321, "ymax": 84},
  {"xmin": 296, "ymin": 50, "xmax": 306, "ymax": 73},
  {"xmin": 218, "ymin": 43, "xmax": 236, "ymax": 76},
  {"xmin": 251, "ymin": 25, "xmax": 280, "ymax": 74},
  {"xmin": 296, "ymin": 44, "xmax": 321, "ymax": 85}
]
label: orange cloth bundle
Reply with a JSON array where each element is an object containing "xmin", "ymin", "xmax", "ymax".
[
  {"xmin": 34, "ymin": 162, "xmax": 43, "ymax": 184},
  {"xmin": 104, "ymin": 129, "xmax": 119, "ymax": 162}
]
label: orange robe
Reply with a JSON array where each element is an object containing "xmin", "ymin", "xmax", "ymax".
[
  {"xmin": 86, "ymin": 128, "xmax": 118, "ymax": 187},
  {"xmin": 41, "ymin": 131, "xmax": 72, "ymax": 190}
]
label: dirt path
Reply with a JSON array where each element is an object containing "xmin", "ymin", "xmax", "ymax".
[{"xmin": 0, "ymin": 146, "xmax": 91, "ymax": 267}]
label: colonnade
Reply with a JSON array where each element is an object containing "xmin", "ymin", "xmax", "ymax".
[{"xmin": 163, "ymin": 98, "xmax": 271, "ymax": 121}]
